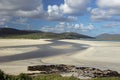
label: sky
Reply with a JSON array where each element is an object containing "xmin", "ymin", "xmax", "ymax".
[{"xmin": 0, "ymin": 0, "xmax": 120, "ymax": 36}]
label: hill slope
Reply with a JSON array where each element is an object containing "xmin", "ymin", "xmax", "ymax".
[
  {"xmin": 0, "ymin": 28, "xmax": 42, "ymax": 36},
  {"xmin": 0, "ymin": 28, "xmax": 94, "ymax": 39},
  {"xmin": 96, "ymin": 33, "xmax": 120, "ymax": 40}
]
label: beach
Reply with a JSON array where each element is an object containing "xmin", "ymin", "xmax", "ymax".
[{"xmin": 0, "ymin": 39, "xmax": 120, "ymax": 75}]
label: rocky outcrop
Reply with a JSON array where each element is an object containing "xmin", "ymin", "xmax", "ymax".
[
  {"xmin": 74, "ymin": 67, "xmax": 120, "ymax": 78},
  {"xmin": 28, "ymin": 64, "xmax": 75, "ymax": 74},
  {"xmin": 28, "ymin": 64, "xmax": 120, "ymax": 78}
]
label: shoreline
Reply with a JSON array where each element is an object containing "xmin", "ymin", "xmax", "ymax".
[{"xmin": 0, "ymin": 39, "xmax": 120, "ymax": 75}]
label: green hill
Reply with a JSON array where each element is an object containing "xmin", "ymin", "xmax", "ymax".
[{"xmin": 0, "ymin": 28, "xmax": 94, "ymax": 39}]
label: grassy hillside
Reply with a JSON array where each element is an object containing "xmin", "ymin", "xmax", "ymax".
[
  {"xmin": 0, "ymin": 28, "xmax": 42, "ymax": 35},
  {"xmin": 0, "ymin": 70, "xmax": 120, "ymax": 80},
  {"xmin": 0, "ymin": 28, "xmax": 93, "ymax": 39}
]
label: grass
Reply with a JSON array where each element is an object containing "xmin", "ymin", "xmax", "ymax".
[
  {"xmin": 0, "ymin": 32, "xmax": 93, "ymax": 39},
  {"xmin": 0, "ymin": 33, "xmax": 60, "ymax": 39},
  {"xmin": 32, "ymin": 74, "xmax": 80, "ymax": 80},
  {"xmin": 0, "ymin": 70, "xmax": 120, "ymax": 80},
  {"xmin": 92, "ymin": 77, "xmax": 120, "ymax": 80},
  {"xmin": 0, "ymin": 70, "xmax": 80, "ymax": 80}
]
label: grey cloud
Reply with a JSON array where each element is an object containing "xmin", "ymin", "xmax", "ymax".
[
  {"xmin": 90, "ymin": 0, "xmax": 120, "ymax": 21},
  {"xmin": 0, "ymin": 0, "xmax": 78, "ymax": 24},
  {"xmin": 0, "ymin": 0, "xmax": 41, "ymax": 10},
  {"xmin": 0, "ymin": 0, "xmax": 46, "ymax": 27},
  {"xmin": 0, "ymin": 0, "xmax": 44, "ymax": 18}
]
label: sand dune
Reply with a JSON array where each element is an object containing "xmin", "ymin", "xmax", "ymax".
[{"xmin": 0, "ymin": 39, "xmax": 120, "ymax": 75}]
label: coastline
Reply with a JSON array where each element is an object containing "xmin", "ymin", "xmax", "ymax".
[
  {"xmin": 0, "ymin": 39, "xmax": 87, "ymax": 75},
  {"xmin": 0, "ymin": 39, "xmax": 120, "ymax": 75}
]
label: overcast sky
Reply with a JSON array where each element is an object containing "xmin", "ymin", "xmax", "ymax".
[{"xmin": 0, "ymin": 0, "xmax": 120, "ymax": 36}]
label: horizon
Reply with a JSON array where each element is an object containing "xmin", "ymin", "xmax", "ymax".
[
  {"xmin": 0, "ymin": 0, "xmax": 120, "ymax": 36},
  {"xmin": 1, "ymin": 27, "xmax": 120, "ymax": 37}
]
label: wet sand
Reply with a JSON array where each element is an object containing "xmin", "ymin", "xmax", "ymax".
[
  {"xmin": 0, "ymin": 39, "xmax": 120, "ymax": 75},
  {"xmin": 0, "ymin": 39, "xmax": 87, "ymax": 74}
]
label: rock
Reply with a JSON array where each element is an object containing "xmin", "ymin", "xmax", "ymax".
[
  {"xmin": 28, "ymin": 64, "xmax": 75, "ymax": 73},
  {"xmin": 103, "ymin": 70, "xmax": 120, "ymax": 77},
  {"xmin": 27, "ymin": 64, "xmax": 120, "ymax": 78}
]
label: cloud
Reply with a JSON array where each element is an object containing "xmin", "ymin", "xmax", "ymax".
[
  {"xmin": 90, "ymin": 0, "xmax": 120, "ymax": 21},
  {"xmin": 0, "ymin": 0, "xmax": 78, "ymax": 23},
  {"xmin": 46, "ymin": 5, "xmax": 77, "ymax": 22},
  {"xmin": 0, "ymin": 0, "xmax": 45, "ymax": 27},
  {"xmin": 9, "ymin": 17, "xmax": 32, "ymax": 29},
  {"xmin": 90, "ymin": 8, "xmax": 120, "ymax": 21},
  {"xmin": 15, "ymin": 18, "xmax": 27, "ymax": 24},
  {"xmin": 46, "ymin": 0, "xmax": 91, "ymax": 22},
  {"xmin": 0, "ymin": 0, "xmax": 44, "ymax": 18},
  {"xmin": 74, "ymin": 23, "xmax": 94, "ymax": 32},
  {"xmin": 97, "ymin": 0, "xmax": 120, "ymax": 16},
  {"xmin": 97, "ymin": 0, "xmax": 120, "ymax": 9},
  {"xmin": 0, "ymin": 0, "xmax": 41, "ymax": 10},
  {"xmin": 12, "ymin": 17, "xmax": 29, "ymax": 26},
  {"xmin": 103, "ymin": 22, "xmax": 120, "ymax": 28},
  {"xmin": 0, "ymin": 16, "xmax": 11, "ymax": 26},
  {"xmin": 60, "ymin": 0, "xmax": 90, "ymax": 15},
  {"xmin": 90, "ymin": 8, "xmax": 112, "ymax": 21},
  {"xmin": 40, "ymin": 23, "xmax": 94, "ymax": 33}
]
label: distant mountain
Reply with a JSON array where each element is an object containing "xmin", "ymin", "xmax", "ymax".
[
  {"xmin": 96, "ymin": 33, "xmax": 120, "ymax": 40},
  {"xmin": 0, "ymin": 28, "xmax": 94, "ymax": 39}
]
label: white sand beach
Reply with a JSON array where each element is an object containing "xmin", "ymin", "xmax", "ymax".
[{"xmin": 0, "ymin": 39, "xmax": 120, "ymax": 75}]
